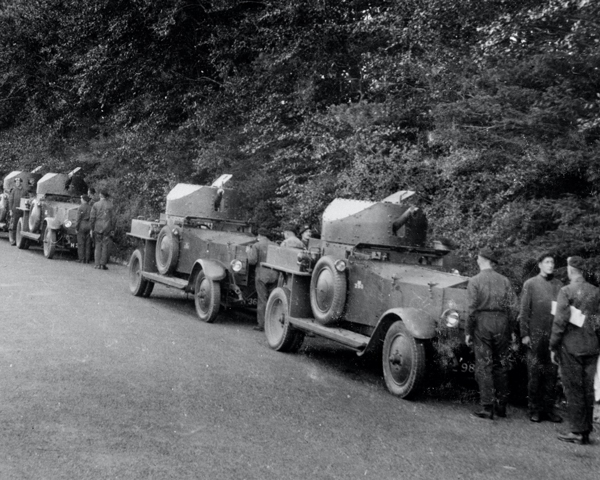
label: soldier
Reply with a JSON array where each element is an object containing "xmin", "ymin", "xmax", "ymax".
[
  {"xmin": 466, "ymin": 247, "xmax": 517, "ymax": 420},
  {"xmin": 519, "ymin": 252, "xmax": 563, "ymax": 423},
  {"xmin": 299, "ymin": 225, "xmax": 312, "ymax": 248},
  {"xmin": 247, "ymin": 227, "xmax": 279, "ymax": 332},
  {"xmin": 550, "ymin": 256, "xmax": 600, "ymax": 445},
  {"xmin": 88, "ymin": 187, "xmax": 99, "ymax": 206},
  {"xmin": 89, "ymin": 189, "xmax": 115, "ymax": 270},
  {"xmin": 76, "ymin": 194, "xmax": 92, "ymax": 263},
  {"xmin": 280, "ymin": 227, "xmax": 305, "ymax": 249},
  {"xmin": 7, "ymin": 177, "xmax": 25, "ymax": 246},
  {"xmin": 0, "ymin": 185, "xmax": 8, "ymax": 223}
]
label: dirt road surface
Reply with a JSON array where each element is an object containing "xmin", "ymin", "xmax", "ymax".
[{"xmin": 0, "ymin": 239, "xmax": 598, "ymax": 480}]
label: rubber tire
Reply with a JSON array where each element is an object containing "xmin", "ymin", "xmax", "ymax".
[
  {"xmin": 43, "ymin": 227, "xmax": 57, "ymax": 259},
  {"xmin": 155, "ymin": 226, "xmax": 180, "ymax": 275},
  {"xmin": 28, "ymin": 200, "xmax": 42, "ymax": 233},
  {"xmin": 382, "ymin": 321, "xmax": 427, "ymax": 399},
  {"xmin": 309, "ymin": 255, "xmax": 347, "ymax": 325},
  {"xmin": 16, "ymin": 218, "xmax": 29, "ymax": 250},
  {"xmin": 194, "ymin": 270, "xmax": 221, "ymax": 323},
  {"xmin": 265, "ymin": 287, "xmax": 305, "ymax": 353},
  {"xmin": 129, "ymin": 249, "xmax": 151, "ymax": 297}
]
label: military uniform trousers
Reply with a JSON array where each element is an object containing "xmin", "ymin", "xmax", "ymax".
[
  {"xmin": 474, "ymin": 312, "xmax": 511, "ymax": 406},
  {"xmin": 77, "ymin": 222, "xmax": 92, "ymax": 262},
  {"xmin": 93, "ymin": 232, "xmax": 111, "ymax": 267},
  {"xmin": 255, "ymin": 268, "xmax": 279, "ymax": 328},
  {"xmin": 8, "ymin": 208, "xmax": 22, "ymax": 244},
  {"xmin": 527, "ymin": 332, "xmax": 558, "ymax": 415},
  {"xmin": 559, "ymin": 348, "xmax": 598, "ymax": 435}
]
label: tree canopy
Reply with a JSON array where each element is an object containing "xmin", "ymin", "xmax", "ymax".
[{"xmin": 1, "ymin": 0, "xmax": 599, "ymax": 280}]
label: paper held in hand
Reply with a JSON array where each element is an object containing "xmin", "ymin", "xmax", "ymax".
[
  {"xmin": 551, "ymin": 301, "xmax": 557, "ymax": 315},
  {"xmin": 569, "ymin": 306, "xmax": 586, "ymax": 328}
]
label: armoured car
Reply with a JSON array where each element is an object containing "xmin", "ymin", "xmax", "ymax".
[
  {"xmin": 15, "ymin": 167, "xmax": 87, "ymax": 257},
  {"xmin": 127, "ymin": 175, "xmax": 258, "ymax": 322},
  {"xmin": 261, "ymin": 192, "xmax": 470, "ymax": 399},
  {"xmin": 0, "ymin": 168, "xmax": 43, "ymax": 239}
]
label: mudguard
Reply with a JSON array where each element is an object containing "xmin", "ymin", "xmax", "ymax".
[
  {"xmin": 360, "ymin": 307, "xmax": 436, "ymax": 357},
  {"xmin": 193, "ymin": 259, "xmax": 227, "ymax": 281},
  {"xmin": 45, "ymin": 217, "xmax": 61, "ymax": 230}
]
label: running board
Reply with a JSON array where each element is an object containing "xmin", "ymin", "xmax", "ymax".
[
  {"xmin": 289, "ymin": 317, "xmax": 369, "ymax": 351},
  {"xmin": 21, "ymin": 232, "xmax": 41, "ymax": 241},
  {"xmin": 142, "ymin": 272, "xmax": 189, "ymax": 290}
]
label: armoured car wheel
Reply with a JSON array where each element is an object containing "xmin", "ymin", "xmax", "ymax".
[
  {"xmin": 128, "ymin": 249, "xmax": 151, "ymax": 297},
  {"xmin": 142, "ymin": 281, "xmax": 155, "ymax": 298},
  {"xmin": 155, "ymin": 226, "xmax": 180, "ymax": 275},
  {"xmin": 28, "ymin": 200, "xmax": 42, "ymax": 232},
  {"xmin": 194, "ymin": 271, "xmax": 221, "ymax": 323},
  {"xmin": 265, "ymin": 287, "xmax": 305, "ymax": 353},
  {"xmin": 382, "ymin": 321, "xmax": 427, "ymax": 399},
  {"xmin": 309, "ymin": 255, "xmax": 347, "ymax": 325},
  {"xmin": 43, "ymin": 227, "xmax": 56, "ymax": 259},
  {"xmin": 16, "ymin": 218, "xmax": 29, "ymax": 250}
]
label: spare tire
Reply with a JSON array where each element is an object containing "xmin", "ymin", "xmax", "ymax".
[
  {"xmin": 28, "ymin": 199, "xmax": 42, "ymax": 232},
  {"xmin": 155, "ymin": 225, "xmax": 180, "ymax": 275},
  {"xmin": 309, "ymin": 255, "xmax": 347, "ymax": 325}
]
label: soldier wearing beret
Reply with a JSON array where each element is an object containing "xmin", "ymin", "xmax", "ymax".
[
  {"xmin": 519, "ymin": 252, "xmax": 563, "ymax": 423},
  {"xmin": 299, "ymin": 225, "xmax": 312, "ymax": 248},
  {"xmin": 466, "ymin": 248, "xmax": 517, "ymax": 419},
  {"xmin": 550, "ymin": 256, "xmax": 600, "ymax": 445}
]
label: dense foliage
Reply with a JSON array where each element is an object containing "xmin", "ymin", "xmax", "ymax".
[{"xmin": 1, "ymin": 0, "xmax": 599, "ymax": 281}]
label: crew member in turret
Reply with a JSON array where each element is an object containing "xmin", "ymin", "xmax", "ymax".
[
  {"xmin": 7, "ymin": 177, "xmax": 25, "ymax": 246},
  {"xmin": 550, "ymin": 256, "xmax": 600, "ymax": 445},
  {"xmin": 90, "ymin": 189, "xmax": 116, "ymax": 270},
  {"xmin": 466, "ymin": 247, "xmax": 517, "ymax": 420},
  {"xmin": 519, "ymin": 252, "xmax": 563, "ymax": 423},
  {"xmin": 247, "ymin": 227, "xmax": 279, "ymax": 332}
]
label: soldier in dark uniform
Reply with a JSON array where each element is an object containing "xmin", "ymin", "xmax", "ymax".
[
  {"xmin": 299, "ymin": 225, "xmax": 312, "ymax": 248},
  {"xmin": 550, "ymin": 256, "xmax": 600, "ymax": 445},
  {"xmin": 90, "ymin": 189, "xmax": 116, "ymax": 270},
  {"xmin": 466, "ymin": 247, "xmax": 517, "ymax": 419},
  {"xmin": 76, "ymin": 194, "xmax": 92, "ymax": 263},
  {"xmin": 7, "ymin": 177, "xmax": 25, "ymax": 246},
  {"xmin": 247, "ymin": 227, "xmax": 279, "ymax": 331},
  {"xmin": 519, "ymin": 252, "xmax": 563, "ymax": 423}
]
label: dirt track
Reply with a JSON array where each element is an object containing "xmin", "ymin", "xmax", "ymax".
[{"xmin": 0, "ymin": 239, "xmax": 598, "ymax": 480}]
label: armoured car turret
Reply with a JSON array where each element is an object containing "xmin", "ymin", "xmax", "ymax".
[
  {"xmin": 127, "ymin": 175, "xmax": 258, "ymax": 322},
  {"xmin": 262, "ymin": 192, "xmax": 470, "ymax": 399},
  {"xmin": 15, "ymin": 168, "xmax": 87, "ymax": 257}
]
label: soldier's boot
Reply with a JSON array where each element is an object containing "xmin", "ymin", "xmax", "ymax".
[
  {"xmin": 494, "ymin": 402, "xmax": 507, "ymax": 418},
  {"xmin": 472, "ymin": 405, "xmax": 494, "ymax": 420}
]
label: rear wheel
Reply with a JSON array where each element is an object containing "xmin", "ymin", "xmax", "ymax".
[
  {"xmin": 194, "ymin": 271, "xmax": 221, "ymax": 323},
  {"xmin": 382, "ymin": 321, "xmax": 426, "ymax": 399},
  {"xmin": 16, "ymin": 218, "xmax": 29, "ymax": 250},
  {"xmin": 43, "ymin": 227, "xmax": 56, "ymax": 259},
  {"xmin": 129, "ymin": 249, "xmax": 151, "ymax": 297},
  {"xmin": 265, "ymin": 287, "xmax": 305, "ymax": 352}
]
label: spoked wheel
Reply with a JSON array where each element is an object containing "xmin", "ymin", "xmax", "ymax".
[
  {"xmin": 43, "ymin": 227, "xmax": 57, "ymax": 259},
  {"xmin": 128, "ymin": 249, "xmax": 151, "ymax": 297},
  {"xmin": 265, "ymin": 287, "xmax": 305, "ymax": 353},
  {"xmin": 382, "ymin": 320, "xmax": 427, "ymax": 399},
  {"xmin": 16, "ymin": 218, "xmax": 29, "ymax": 250},
  {"xmin": 194, "ymin": 271, "xmax": 221, "ymax": 323}
]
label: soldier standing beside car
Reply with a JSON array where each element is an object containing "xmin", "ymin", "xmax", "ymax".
[
  {"xmin": 466, "ymin": 248, "xmax": 517, "ymax": 420},
  {"xmin": 89, "ymin": 189, "xmax": 115, "ymax": 270},
  {"xmin": 76, "ymin": 194, "xmax": 92, "ymax": 263},
  {"xmin": 280, "ymin": 227, "xmax": 305, "ymax": 249},
  {"xmin": 7, "ymin": 177, "xmax": 25, "ymax": 246},
  {"xmin": 550, "ymin": 256, "xmax": 600, "ymax": 445},
  {"xmin": 519, "ymin": 252, "xmax": 563, "ymax": 423},
  {"xmin": 247, "ymin": 227, "xmax": 279, "ymax": 332}
]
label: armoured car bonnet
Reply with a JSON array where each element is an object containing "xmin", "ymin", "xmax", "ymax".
[
  {"xmin": 321, "ymin": 198, "xmax": 428, "ymax": 247},
  {"xmin": 166, "ymin": 183, "xmax": 246, "ymax": 221}
]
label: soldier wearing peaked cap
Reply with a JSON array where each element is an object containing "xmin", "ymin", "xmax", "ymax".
[
  {"xmin": 466, "ymin": 247, "xmax": 518, "ymax": 420},
  {"xmin": 550, "ymin": 256, "xmax": 600, "ymax": 445}
]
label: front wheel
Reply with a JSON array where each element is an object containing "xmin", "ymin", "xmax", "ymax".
[
  {"xmin": 194, "ymin": 271, "xmax": 221, "ymax": 323},
  {"xmin": 382, "ymin": 321, "xmax": 427, "ymax": 399},
  {"xmin": 16, "ymin": 218, "xmax": 29, "ymax": 250},
  {"xmin": 265, "ymin": 287, "xmax": 305, "ymax": 353},
  {"xmin": 43, "ymin": 227, "xmax": 56, "ymax": 259},
  {"xmin": 129, "ymin": 249, "xmax": 151, "ymax": 297}
]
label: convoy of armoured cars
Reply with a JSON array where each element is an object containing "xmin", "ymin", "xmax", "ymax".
[{"xmin": 3, "ymin": 169, "xmax": 474, "ymax": 400}]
